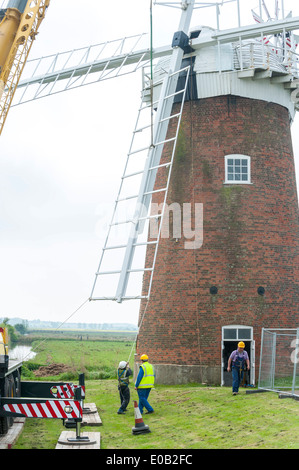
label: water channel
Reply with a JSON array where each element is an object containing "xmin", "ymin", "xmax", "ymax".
[{"xmin": 9, "ymin": 345, "xmax": 36, "ymax": 361}]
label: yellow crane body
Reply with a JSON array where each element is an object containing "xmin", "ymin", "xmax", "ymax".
[
  {"xmin": 0, "ymin": 327, "xmax": 8, "ymax": 355},
  {"xmin": 0, "ymin": 8, "xmax": 22, "ymax": 74},
  {"xmin": 0, "ymin": 0, "xmax": 50, "ymax": 134}
]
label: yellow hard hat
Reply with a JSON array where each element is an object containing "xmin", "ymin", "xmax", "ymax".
[
  {"xmin": 238, "ymin": 341, "xmax": 245, "ymax": 348},
  {"xmin": 140, "ymin": 354, "xmax": 148, "ymax": 361}
]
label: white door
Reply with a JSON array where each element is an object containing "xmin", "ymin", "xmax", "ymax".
[{"xmin": 221, "ymin": 325, "xmax": 254, "ymax": 386}]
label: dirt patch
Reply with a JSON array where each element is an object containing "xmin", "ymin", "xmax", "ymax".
[{"xmin": 34, "ymin": 363, "xmax": 71, "ymax": 377}]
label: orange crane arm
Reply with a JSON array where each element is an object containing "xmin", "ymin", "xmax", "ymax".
[{"xmin": 0, "ymin": 0, "xmax": 50, "ymax": 135}]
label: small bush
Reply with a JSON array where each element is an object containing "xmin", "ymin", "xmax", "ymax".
[
  {"xmin": 21, "ymin": 364, "xmax": 36, "ymax": 379},
  {"xmin": 86, "ymin": 366, "xmax": 116, "ymax": 380},
  {"xmin": 25, "ymin": 361, "xmax": 43, "ymax": 371},
  {"xmin": 58, "ymin": 371, "xmax": 79, "ymax": 381}
]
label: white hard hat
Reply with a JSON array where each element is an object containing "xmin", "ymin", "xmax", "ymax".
[{"xmin": 118, "ymin": 361, "xmax": 127, "ymax": 369}]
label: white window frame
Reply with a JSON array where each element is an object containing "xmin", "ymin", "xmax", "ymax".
[
  {"xmin": 224, "ymin": 154, "xmax": 251, "ymax": 184},
  {"xmin": 222, "ymin": 325, "xmax": 253, "ymax": 341}
]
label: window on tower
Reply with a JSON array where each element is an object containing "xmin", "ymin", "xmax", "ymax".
[{"xmin": 224, "ymin": 154, "xmax": 251, "ymax": 184}]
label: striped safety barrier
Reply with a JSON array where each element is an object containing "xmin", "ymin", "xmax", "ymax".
[
  {"xmin": 3, "ymin": 400, "xmax": 83, "ymax": 419},
  {"xmin": 50, "ymin": 384, "xmax": 85, "ymax": 399}
]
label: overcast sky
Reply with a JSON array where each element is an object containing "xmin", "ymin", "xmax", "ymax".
[{"xmin": 0, "ymin": 0, "xmax": 298, "ymax": 326}]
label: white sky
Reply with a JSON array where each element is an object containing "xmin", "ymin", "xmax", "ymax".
[{"xmin": 0, "ymin": 0, "xmax": 298, "ymax": 326}]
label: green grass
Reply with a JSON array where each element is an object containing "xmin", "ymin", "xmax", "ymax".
[
  {"xmin": 13, "ymin": 381, "xmax": 299, "ymax": 449},
  {"xmin": 22, "ymin": 338, "xmax": 134, "ymax": 380},
  {"xmin": 30, "ymin": 338, "xmax": 134, "ymax": 367},
  {"xmin": 10, "ymin": 338, "xmax": 299, "ymax": 449}
]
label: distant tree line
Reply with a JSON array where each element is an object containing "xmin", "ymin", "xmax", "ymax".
[{"xmin": 0, "ymin": 317, "xmax": 137, "ymax": 331}]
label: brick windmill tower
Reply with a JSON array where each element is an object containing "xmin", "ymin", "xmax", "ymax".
[{"xmin": 90, "ymin": 0, "xmax": 299, "ymax": 385}]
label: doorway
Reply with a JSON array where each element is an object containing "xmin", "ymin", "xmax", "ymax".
[{"xmin": 221, "ymin": 325, "xmax": 255, "ymax": 386}]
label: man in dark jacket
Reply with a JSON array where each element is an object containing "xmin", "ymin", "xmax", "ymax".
[{"xmin": 117, "ymin": 360, "xmax": 132, "ymax": 414}]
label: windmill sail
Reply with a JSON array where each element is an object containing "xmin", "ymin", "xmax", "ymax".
[{"xmin": 90, "ymin": 0, "xmax": 196, "ymax": 302}]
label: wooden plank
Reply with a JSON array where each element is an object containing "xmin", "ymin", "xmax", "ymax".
[
  {"xmin": 82, "ymin": 403, "xmax": 102, "ymax": 426},
  {"xmin": 56, "ymin": 431, "xmax": 101, "ymax": 449},
  {"xmin": 0, "ymin": 418, "xmax": 26, "ymax": 449}
]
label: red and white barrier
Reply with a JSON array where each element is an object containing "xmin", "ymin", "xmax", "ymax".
[
  {"xmin": 3, "ymin": 400, "xmax": 83, "ymax": 419},
  {"xmin": 50, "ymin": 384, "xmax": 85, "ymax": 399}
]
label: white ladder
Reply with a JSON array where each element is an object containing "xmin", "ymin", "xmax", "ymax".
[{"xmin": 90, "ymin": 64, "xmax": 190, "ymax": 302}]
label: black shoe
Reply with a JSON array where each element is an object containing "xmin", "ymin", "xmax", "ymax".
[{"xmin": 145, "ymin": 410, "xmax": 154, "ymax": 414}]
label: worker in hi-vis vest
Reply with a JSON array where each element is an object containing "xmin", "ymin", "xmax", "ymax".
[{"xmin": 135, "ymin": 354, "xmax": 155, "ymax": 414}]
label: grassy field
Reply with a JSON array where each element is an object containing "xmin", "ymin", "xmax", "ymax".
[
  {"xmin": 21, "ymin": 334, "xmax": 135, "ymax": 380},
  {"xmin": 10, "ymin": 336, "xmax": 299, "ymax": 450}
]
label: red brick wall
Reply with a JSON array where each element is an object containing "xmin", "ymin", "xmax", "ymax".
[{"xmin": 137, "ymin": 95, "xmax": 299, "ymax": 381}]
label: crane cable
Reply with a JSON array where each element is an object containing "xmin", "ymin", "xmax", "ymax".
[
  {"xmin": 20, "ymin": 297, "xmax": 90, "ymax": 362},
  {"xmin": 150, "ymin": 0, "xmax": 154, "ymax": 148}
]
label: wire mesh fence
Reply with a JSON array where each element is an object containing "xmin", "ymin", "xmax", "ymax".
[{"xmin": 258, "ymin": 328, "xmax": 299, "ymax": 396}]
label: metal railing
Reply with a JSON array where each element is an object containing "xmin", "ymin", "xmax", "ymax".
[{"xmin": 233, "ymin": 39, "xmax": 299, "ymax": 77}]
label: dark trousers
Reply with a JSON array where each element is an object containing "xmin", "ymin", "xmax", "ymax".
[
  {"xmin": 118, "ymin": 385, "xmax": 130, "ymax": 412},
  {"xmin": 232, "ymin": 367, "xmax": 243, "ymax": 393}
]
